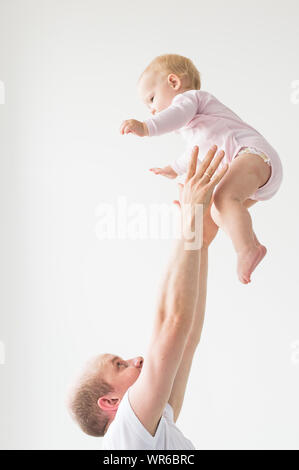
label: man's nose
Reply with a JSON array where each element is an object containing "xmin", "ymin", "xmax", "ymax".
[{"xmin": 128, "ymin": 357, "xmax": 144, "ymax": 368}]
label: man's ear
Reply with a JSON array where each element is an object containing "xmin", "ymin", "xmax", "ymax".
[
  {"xmin": 98, "ymin": 395, "xmax": 120, "ymax": 411},
  {"xmin": 167, "ymin": 74, "xmax": 181, "ymax": 90}
]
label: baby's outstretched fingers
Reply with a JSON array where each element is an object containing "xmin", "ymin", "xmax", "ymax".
[
  {"xmin": 120, "ymin": 119, "xmax": 133, "ymax": 135},
  {"xmin": 120, "ymin": 121, "xmax": 128, "ymax": 135}
]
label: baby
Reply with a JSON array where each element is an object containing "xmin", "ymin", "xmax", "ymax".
[{"xmin": 120, "ymin": 54, "xmax": 283, "ymax": 284}]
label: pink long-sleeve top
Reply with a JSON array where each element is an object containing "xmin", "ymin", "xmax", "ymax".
[{"xmin": 144, "ymin": 90, "xmax": 280, "ymax": 175}]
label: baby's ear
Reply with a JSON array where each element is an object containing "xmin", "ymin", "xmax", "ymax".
[{"xmin": 167, "ymin": 74, "xmax": 181, "ymax": 90}]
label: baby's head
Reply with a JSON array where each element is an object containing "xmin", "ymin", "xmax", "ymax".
[{"xmin": 138, "ymin": 54, "xmax": 200, "ymax": 115}]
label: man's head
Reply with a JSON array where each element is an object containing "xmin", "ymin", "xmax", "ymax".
[
  {"xmin": 68, "ymin": 353, "xmax": 143, "ymax": 436},
  {"xmin": 138, "ymin": 54, "xmax": 201, "ymax": 114}
]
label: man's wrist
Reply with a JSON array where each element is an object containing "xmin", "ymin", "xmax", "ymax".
[{"xmin": 180, "ymin": 204, "xmax": 204, "ymax": 250}]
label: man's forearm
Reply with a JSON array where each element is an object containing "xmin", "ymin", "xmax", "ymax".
[
  {"xmin": 166, "ymin": 246, "xmax": 208, "ymax": 421},
  {"xmin": 156, "ymin": 233, "xmax": 201, "ymax": 333},
  {"xmin": 187, "ymin": 246, "xmax": 208, "ymax": 346}
]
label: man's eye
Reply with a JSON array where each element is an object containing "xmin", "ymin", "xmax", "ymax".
[{"xmin": 117, "ymin": 361, "xmax": 126, "ymax": 368}]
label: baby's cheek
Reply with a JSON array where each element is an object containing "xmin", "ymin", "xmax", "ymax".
[{"xmin": 157, "ymin": 101, "xmax": 169, "ymax": 113}]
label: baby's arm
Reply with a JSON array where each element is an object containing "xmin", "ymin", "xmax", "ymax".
[
  {"xmin": 150, "ymin": 146, "xmax": 196, "ymax": 180},
  {"xmin": 145, "ymin": 92, "xmax": 198, "ymax": 136},
  {"xmin": 171, "ymin": 151, "xmax": 190, "ymax": 176},
  {"xmin": 149, "ymin": 165, "xmax": 178, "ymax": 179},
  {"xmin": 149, "ymin": 149, "xmax": 194, "ymax": 179},
  {"xmin": 120, "ymin": 91, "xmax": 198, "ymax": 137}
]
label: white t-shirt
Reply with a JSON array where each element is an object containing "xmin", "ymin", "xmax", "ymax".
[{"xmin": 102, "ymin": 390, "xmax": 195, "ymax": 450}]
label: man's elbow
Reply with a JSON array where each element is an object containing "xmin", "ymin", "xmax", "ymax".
[{"xmin": 164, "ymin": 306, "xmax": 194, "ymax": 337}]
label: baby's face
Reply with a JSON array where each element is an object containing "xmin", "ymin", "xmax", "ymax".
[{"xmin": 138, "ymin": 71, "xmax": 179, "ymax": 115}]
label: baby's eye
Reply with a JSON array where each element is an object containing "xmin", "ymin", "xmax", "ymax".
[{"xmin": 150, "ymin": 96, "xmax": 154, "ymax": 103}]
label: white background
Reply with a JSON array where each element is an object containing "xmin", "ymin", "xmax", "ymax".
[{"xmin": 0, "ymin": 0, "xmax": 298, "ymax": 450}]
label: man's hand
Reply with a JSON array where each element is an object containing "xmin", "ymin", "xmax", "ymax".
[
  {"xmin": 149, "ymin": 165, "xmax": 178, "ymax": 179},
  {"xmin": 174, "ymin": 146, "xmax": 227, "ymax": 246},
  {"xmin": 120, "ymin": 119, "xmax": 149, "ymax": 136},
  {"xmin": 180, "ymin": 145, "xmax": 227, "ymax": 212}
]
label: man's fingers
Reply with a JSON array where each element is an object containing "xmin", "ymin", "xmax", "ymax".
[
  {"xmin": 208, "ymin": 163, "xmax": 229, "ymax": 188},
  {"xmin": 193, "ymin": 145, "xmax": 219, "ymax": 182},
  {"xmin": 185, "ymin": 146, "xmax": 199, "ymax": 182},
  {"xmin": 208, "ymin": 149, "xmax": 225, "ymax": 176},
  {"xmin": 197, "ymin": 150, "xmax": 225, "ymax": 184}
]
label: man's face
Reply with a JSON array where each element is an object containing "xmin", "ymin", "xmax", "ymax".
[{"xmin": 86, "ymin": 353, "xmax": 144, "ymax": 397}]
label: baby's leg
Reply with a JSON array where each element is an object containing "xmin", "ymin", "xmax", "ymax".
[
  {"xmin": 243, "ymin": 199, "xmax": 262, "ymax": 249},
  {"xmin": 218, "ymin": 197, "xmax": 262, "ymax": 246},
  {"xmin": 211, "ymin": 153, "xmax": 271, "ymax": 284}
]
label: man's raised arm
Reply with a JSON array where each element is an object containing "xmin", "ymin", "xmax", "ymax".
[{"xmin": 129, "ymin": 146, "xmax": 227, "ymax": 436}]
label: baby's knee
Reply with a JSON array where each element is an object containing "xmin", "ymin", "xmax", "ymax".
[{"xmin": 213, "ymin": 187, "xmax": 241, "ymax": 210}]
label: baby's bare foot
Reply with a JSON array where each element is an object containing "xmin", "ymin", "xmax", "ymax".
[{"xmin": 237, "ymin": 244, "xmax": 267, "ymax": 284}]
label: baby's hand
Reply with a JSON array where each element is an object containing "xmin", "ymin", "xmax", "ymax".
[
  {"xmin": 120, "ymin": 119, "xmax": 149, "ymax": 137},
  {"xmin": 149, "ymin": 165, "xmax": 178, "ymax": 179}
]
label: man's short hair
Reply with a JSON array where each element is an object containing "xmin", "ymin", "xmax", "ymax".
[{"xmin": 69, "ymin": 374, "xmax": 113, "ymax": 437}]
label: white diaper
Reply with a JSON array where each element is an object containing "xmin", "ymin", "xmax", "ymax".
[
  {"xmin": 236, "ymin": 146, "xmax": 271, "ymax": 165},
  {"xmin": 176, "ymin": 145, "xmax": 282, "ymax": 202}
]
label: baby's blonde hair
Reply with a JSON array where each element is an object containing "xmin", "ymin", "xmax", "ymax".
[{"xmin": 139, "ymin": 54, "xmax": 201, "ymax": 90}]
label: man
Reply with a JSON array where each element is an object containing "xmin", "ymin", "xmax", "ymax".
[{"xmin": 68, "ymin": 145, "xmax": 227, "ymax": 449}]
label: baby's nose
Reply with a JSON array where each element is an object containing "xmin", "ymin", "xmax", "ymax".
[{"xmin": 151, "ymin": 109, "xmax": 156, "ymax": 115}]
